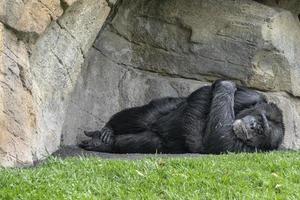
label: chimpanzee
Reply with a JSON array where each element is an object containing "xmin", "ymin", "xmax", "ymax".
[{"xmin": 79, "ymin": 80, "xmax": 284, "ymax": 154}]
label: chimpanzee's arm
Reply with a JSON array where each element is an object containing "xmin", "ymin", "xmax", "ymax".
[
  {"xmin": 234, "ymin": 86, "xmax": 266, "ymax": 113},
  {"xmin": 105, "ymin": 97, "xmax": 185, "ymax": 135},
  {"xmin": 93, "ymin": 97, "xmax": 185, "ymax": 144},
  {"xmin": 203, "ymin": 80, "xmax": 254, "ymax": 153}
]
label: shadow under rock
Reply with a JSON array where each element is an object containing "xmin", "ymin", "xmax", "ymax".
[{"xmin": 52, "ymin": 146, "xmax": 204, "ymax": 160}]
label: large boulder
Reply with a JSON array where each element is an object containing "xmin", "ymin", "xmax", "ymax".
[
  {"xmin": 30, "ymin": 0, "xmax": 110, "ymax": 161},
  {"xmin": 1, "ymin": 0, "xmax": 300, "ymax": 167},
  {"xmin": 96, "ymin": 0, "xmax": 300, "ymax": 96},
  {"xmin": 62, "ymin": 0, "xmax": 300, "ymax": 149},
  {"xmin": 0, "ymin": 0, "xmax": 63, "ymax": 35},
  {"xmin": 255, "ymin": 0, "xmax": 300, "ymax": 18},
  {"xmin": 265, "ymin": 93, "xmax": 300, "ymax": 149},
  {"xmin": 0, "ymin": 0, "xmax": 110, "ymax": 167},
  {"xmin": 62, "ymin": 48, "xmax": 205, "ymax": 145},
  {"xmin": 0, "ymin": 23, "xmax": 35, "ymax": 167}
]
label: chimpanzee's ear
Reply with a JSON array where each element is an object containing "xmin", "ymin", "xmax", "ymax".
[{"xmin": 84, "ymin": 130, "xmax": 97, "ymax": 137}]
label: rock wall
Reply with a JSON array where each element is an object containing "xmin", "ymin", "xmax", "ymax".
[
  {"xmin": 1, "ymin": 0, "xmax": 300, "ymax": 167},
  {"xmin": 62, "ymin": 0, "xmax": 300, "ymax": 150},
  {"xmin": 0, "ymin": 0, "xmax": 110, "ymax": 167},
  {"xmin": 0, "ymin": 23, "xmax": 35, "ymax": 167},
  {"xmin": 30, "ymin": 0, "xmax": 110, "ymax": 163},
  {"xmin": 255, "ymin": 0, "xmax": 300, "ymax": 18}
]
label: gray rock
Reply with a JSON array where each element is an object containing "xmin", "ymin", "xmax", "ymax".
[
  {"xmin": 29, "ymin": 0, "xmax": 110, "ymax": 163},
  {"xmin": 0, "ymin": 0, "xmax": 63, "ymax": 35},
  {"xmin": 64, "ymin": 0, "xmax": 300, "ymax": 150},
  {"xmin": 2, "ymin": 0, "xmax": 300, "ymax": 167},
  {"xmin": 255, "ymin": 0, "xmax": 300, "ymax": 19},
  {"xmin": 265, "ymin": 93, "xmax": 300, "ymax": 149},
  {"xmin": 58, "ymin": 0, "xmax": 111, "ymax": 54},
  {"xmin": 61, "ymin": 0, "xmax": 79, "ymax": 7},
  {"xmin": 0, "ymin": 23, "xmax": 35, "ymax": 167},
  {"xmin": 0, "ymin": 0, "xmax": 110, "ymax": 167},
  {"xmin": 62, "ymin": 48, "xmax": 206, "ymax": 145},
  {"xmin": 95, "ymin": 0, "xmax": 300, "ymax": 96}
]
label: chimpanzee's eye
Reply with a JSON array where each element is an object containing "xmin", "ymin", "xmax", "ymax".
[
  {"xmin": 256, "ymin": 125, "xmax": 263, "ymax": 135},
  {"xmin": 257, "ymin": 116, "xmax": 263, "ymax": 123}
]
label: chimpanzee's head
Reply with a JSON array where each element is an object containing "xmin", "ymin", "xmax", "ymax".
[{"xmin": 233, "ymin": 102, "xmax": 284, "ymax": 150}]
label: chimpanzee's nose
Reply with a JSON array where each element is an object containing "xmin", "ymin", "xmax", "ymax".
[{"xmin": 249, "ymin": 118, "xmax": 257, "ymax": 130}]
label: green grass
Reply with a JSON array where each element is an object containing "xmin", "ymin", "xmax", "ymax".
[{"xmin": 0, "ymin": 152, "xmax": 299, "ymax": 200}]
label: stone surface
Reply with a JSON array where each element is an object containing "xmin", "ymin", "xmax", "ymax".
[
  {"xmin": 61, "ymin": 0, "xmax": 78, "ymax": 7},
  {"xmin": 0, "ymin": 0, "xmax": 63, "ymax": 35},
  {"xmin": 52, "ymin": 146, "xmax": 206, "ymax": 160},
  {"xmin": 0, "ymin": 0, "xmax": 110, "ymax": 167},
  {"xmin": 95, "ymin": 0, "xmax": 300, "ymax": 96},
  {"xmin": 62, "ymin": 0, "xmax": 300, "ymax": 150},
  {"xmin": 264, "ymin": 93, "xmax": 300, "ymax": 149},
  {"xmin": 58, "ymin": 0, "xmax": 111, "ymax": 54},
  {"xmin": 0, "ymin": 23, "xmax": 36, "ymax": 167},
  {"xmin": 30, "ymin": 0, "xmax": 110, "ymax": 160},
  {"xmin": 62, "ymin": 48, "xmax": 206, "ymax": 145},
  {"xmin": 255, "ymin": 0, "xmax": 300, "ymax": 18},
  {"xmin": 107, "ymin": 0, "xmax": 119, "ymax": 6},
  {"xmin": 1, "ymin": 0, "xmax": 300, "ymax": 167}
]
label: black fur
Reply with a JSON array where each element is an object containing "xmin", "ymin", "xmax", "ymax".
[{"xmin": 80, "ymin": 80, "xmax": 284, "ymax": 154}]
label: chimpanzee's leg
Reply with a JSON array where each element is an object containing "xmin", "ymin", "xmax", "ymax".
[
  {"xmin": 107, "ymin": 97, "xmax": 184, "ymax": 133},
  {"xmin": 113, "ymin": 131, "xmax": 163, "ymax": 153},
  {"xmin": 96, "ymin": 97, "xmax": 184, "ymax": 144},
  {"xmin": 80, "ymin": 131, "xmax": 163, "ymax": 153}
]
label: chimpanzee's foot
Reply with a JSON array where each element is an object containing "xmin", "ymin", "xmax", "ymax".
[
  {"xmin": 83, "ymin": 127, "xmax": 114, "ymax": 145},
  {"xmin": 79, "ymin": 138, "xmax": 113, "ymax": 152},
  {"xmin": 79, "ymin": 128, "xmax": 114, "ymax": 152}
]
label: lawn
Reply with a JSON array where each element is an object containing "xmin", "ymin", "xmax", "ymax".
[{"xmin": 0, "ymin": 152, "xmax": 299, "ymax": 200}]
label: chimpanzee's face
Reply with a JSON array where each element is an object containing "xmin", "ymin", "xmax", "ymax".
[{"xmin": 233, "ymin": 103, "xmax": 284, "ymax": 150}]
